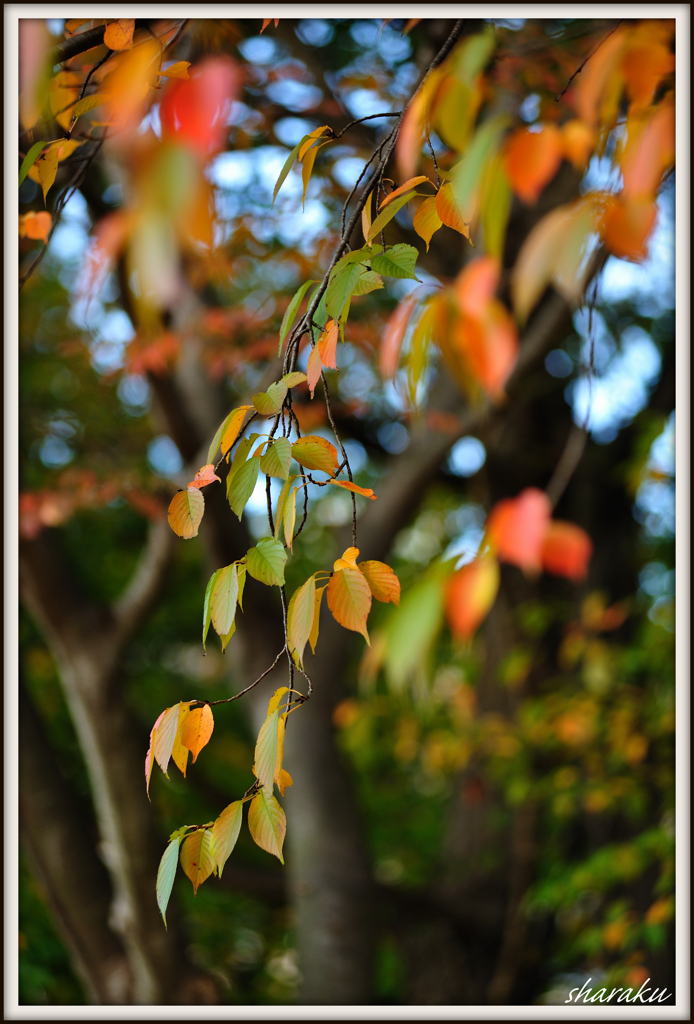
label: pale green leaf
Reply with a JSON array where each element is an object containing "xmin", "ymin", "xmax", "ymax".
[
  {"xmin": 19, "ymin": 140, "xmax": 48, "ymax": 188},
  {"xmin": 71, "ymin": 92, "xmax": 108, "ymax": 119},
  {"xmin": 202, "ymin": 568, "xmax": 223, "ymax": 650},
  {"xmin": 260, "ymin": 436, "xmax": 292, "ymax": 480},
  {"xmin": 253, "ymin": 381, "xmax": 288, "ymax": 417},
  {"xmin": 152, "ymin": 703, "xmax": 182, "ymax": 775},
  {"xmin": 273, "ymin": 137, "xmax": 306, "ymax": 206},
  {"xmin": 210, "ymin": 563, "xmax": 239, "ymax": 636},
  {"xmin": 367, "ymin": 191, "xmax": 416, "ymax": 243},
  {"xmin": 228, "ymin": 456, "xmax": 259, "ymax": 520},
  {"xmin": 371, "ymin": 243, "xmax": 419, "ymax": 280},
  {"xmin": 281, "ymin": 371, "xmax": 308, "ymax": 388},
  {"xmin": 279, "ymin": 281, "xmax": 315, "ymax": 353},
  {"xmin": 274, "ymin": 476, "xmax": 298, "ymax": 539},
  {"xmin": 246, "ymin": 537, "xmax": 287, "ymax": 586},
  {"xmin": 254, "ymin": 707, "xmax": 282, "ymax": 794},
  {"xmin": 156, "ymin": 837, "xmax": 182, "ymax": 928},
  {"xmin": 287, "ymin": 574, "xmax": 316, "ymax": 667}
]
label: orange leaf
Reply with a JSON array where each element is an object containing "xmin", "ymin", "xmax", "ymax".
[
  {"xmin": 145, "ymin": 709, "xmax": 166, "ymax": 795},
  {"xmin": 18, "ymin": 211, "xmax": 51, "ymax": 244},
  {"xmin": 167, "ymin": 487, "xmax": 205, "ymax": 539},
  {"xmin": 621, "ymin": 37, "xmax": 674, "ymax": 108},
  {"xmin": 187, "ymin": 464, "xmax": 221, "ymax": 489},
  {"xmin": 328, "ymin": 480, "xmax": 377, "ymax": 500},
  {"xmin": 435, "ymin": 182, "xmax": 470, "ymax": 238},
  {"xmin": 379, "ymin": 176, "xmax": 431, "ymax": 209},
  {"xmin": 180, "ymin": 704, "xmax": 214, "ymax": 763},
  {"xmin": 620, "ymin": 98, "xmax": 675, "ymax": 200},
  {"xmin": 159, "ymin": 61, "xmax": 191, "ymax": 81},
  {"xmin": 380, "ymin": 293, "xmax": 418, "ymax": 378},
  {"xmin": 561, "ymin": 120, "xmax": 595, "ymax": 170},
  {"xmin": 574, "ymin": 28, "xmax": 626, "ymax": 127},
  {"xmin": 504, "ymin": 126, "xmax": 563, "ymax": 204},
  {"xmin": 327, "ymin": 566, "xmax": 372, "ymax": 642},
  {"xmin": 306, "ymin": 344, "xmax": 323, "ymax": 399},
  {"xmin": 602, "ymin": 195, "xmax": 657, "ymax": 262},
  {"xmin": 103, "ymin": 18, "xmax": 135, "ymax": 50},
  {"xmin": 487, "ymin": 488, "xmax": 552, "ymax": 574},
  {"xmin": 454, "ymin": 257, "xmax": 499, "ymax": 320},
  {"xmin": 455, "ymin": 307, "xmax": 518, "ymax": 398},
  {"xmin": 395, "ymin": 69, "xmax": 442, "ymax": 180},
  {"xmin": 541, "ymin": 521, "xmax": 593, "ymax": 581},
  {"xmin": 333, "ymin": 546, "xmax": 360, "ymax": 571},
  {"xmin": 318, "ymin": 319, "xmax": 339, "ymax": 369},
  {"xmin": 358, "ymin": 561, "xmax": 400, "ymax": 604},
  {"xmin": 260, "ymin": 19, "xmax": 279, "ymax": 33},
  {"xmin": 291, "ymin": 435, "xmax": 339, "ymax": 475},
  {"xmin": 180, "ymin": 829, "xmax": 216, "ymax": 894},
  {"xmin": 445, "ymin": 555, "xmax": 500, "ymax": 639}
]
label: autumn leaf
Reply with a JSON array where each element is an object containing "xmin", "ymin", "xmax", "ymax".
[
  {"xmin": 211, "ymin": 802, "xmax": 243, "ymax": 878},
  {"xmin": 103, "ymin": 19, "xmax": 135, "ymax": 51},
  {"xmin": 367, "ymin": 192, "xmax": 417, "ymax": 244},
  {"xmin": 504, "ymin": 126, "xmax": 563, "ymax": 204},
  {"xmin": 227, "ymin": 456, "xmax": 259, "ymax": 520},
  {"xmin": 253, "ymin": 380, "xmax": 288, "ymax": 416},
  {"xmin": 180, "ymin": 705, "xmax": 214, "ymax": 763},
  {"xmin": 18, "ymin": 210, "xmax": 51, "ymax": 244},
  {"xmin": 187, "ymin": 464, "xmax": 221, "ymax": 489},
  {"xmin": 309, "ymin": 585, "xmax": 327, "ymax": 654},
  {"xmin": 168, "ymin": 487, "xmax": 205, "ymax": 539},
  {"xmin": 291, "ymin": 436, "xmax": 339, "ymax": 475},
  {"xmin": 445, "ymin": 555, "xmax": 500, "ymax": 639},
  {"xmin": 380, "ymin": 293, "xmax": 418, "ymax": 378},
  {"xmin": 358, "ymin": 561, "xmax": 401, "ymax": 604},
  {"xmin": 248, "ymin": 789, "xmax": 286, "ymax": 863},
  {"xmin": 327, "ymin": 566, "xmax": 372, "ymax": 642},
  {"xmin": 254, "ymin": 689, "xmax": 288, "ymax": 794},
  {"xmin": 318, "ymin": 320, "xmax": 339, "ymax": 369},
  {"xmin": 160, "ymin": 61, "xmax": 191, "ymax": 81},
  {"xmin": 541, "ymin": 521, "xmax": 593, "ymax": 581},
  {"xmin": 37, "ymin": 146, "xmax": 60, "ymax": 204},
  {"xmin": 170, "ymin": 705, "xmax": 191, "ymax": 778},
  {"xmin": 413, "ymin": 195, "xmax": 443, "ymax": 250},
  {"xmin": 602, "ymin": 196, "xmax": 657, "ymax": 262},
  {"xmin": 279, "ymin": 281, "xmax": 315, "ymax": 351},
  {"xmin": 153, "ymin": 703, "xmax": 185, "ymax": 775},
  {"xmin": 260, "ymin": 437, "xmax": 292, "ymax": 480},
  {"xmin": 306, "ymin": 345, "xmax": 323, "ymax": 399},
  {"xmin": 180, "ymin": 828, "xmax": 216, "ymax": 894},
  {"xmin": 487, "ymin": 488, "xmax": 552, "ymax": 574},
  {"xmin": 328, "ymin": 480, "xmax": 377, "ymax": 500},
  {"xmin": 371, "ymin": 244, "xmax": 419, "ymax": 280},
  {"xmin": 435, "ymin": 182, "xmax": 470, "ymax": 238}
]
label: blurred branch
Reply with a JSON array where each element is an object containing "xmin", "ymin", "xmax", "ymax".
[{"xmin": 113, "ymin": 517, "xmax": 177, "ymax": 648}]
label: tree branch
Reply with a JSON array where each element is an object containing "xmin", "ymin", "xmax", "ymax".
[{"xmin": 113, "ymin": 517, "xmax": 176, "ymax": 648}]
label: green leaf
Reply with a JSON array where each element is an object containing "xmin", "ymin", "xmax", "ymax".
[
  {"xmin": 246, "ymin": 537, "xmax": 287, "ymax": 586},
  {"xmin": 210, "ymin": 563, "xmax": 239, "ymax": 636},
  {"xmin": 383, "ymin": 561, "xmax": 449, "ymax": 691},
  {"xmin": 480, "ymin": 154, "xmax": 512, "ymax": 263},
  {"xmin": 273, "ymin": 137, "xmax": 306, "ymax": 206},
  {"xmin": 452, "ymin": 114, "xmax": 508, "ymax": 217},
  {"xmin": 254, "ymin": 707, "xmax": 283, "ymax": 794},
  {"xmin": 228, "ymin": 456, "xmax": 260, "ymax": 520},
  {"xmin": 287, "ymin": 575, "xmax": 316, "ymax": 668},
  {"xmin": 283, "ymin": 487, "xmax": 298, "ymax": 549},
  {"xmin": 367, "ymin": 191, "xmax": 417, "ymax": 243},
  {"xmin": 260, "ymin": 436, "xmax": 292, "ymax": 480},
  {"xmin": 352, "ymin": 269, "xmax": 384, "ymax": 297},
  {"xmin": 237, "ymin": 563, "xmax": 247, "ymax": 611},
  {"xmin": 371, "ymin": 243, "xmax": 419, "ymax": 280},
  {"xmin": 279, "ymin": 281, "xmax": 315, "ymax": 353},
  {"xmin": 324, "ymin": 247, "xmax": 372, "ymax": 321},
  {"xmin": 202, "ymin": 568, "xmax": 223, "ymax": 650},
  {"xmin": 248, "ymin": 789, "xmax": 286, "ymax": 863},
  {"xmin": 211, "ymin": 802, "xmax": 244, "ymax": 878},
  {"xmin": 19, "ymin": 140, "xmax": 48, "ymax": 188},
  {"xmin": 180, "ymin": 829, "xmax": 216, "ymax": 895},
  {"xmin": 253, "ymin": 381, "xmax": 288, "ymax": 417},
  {"xmin": 156, "ymin": 837, "xmax": 182, "ymax": 928},
  {"xmin": 291, "ymin": 435, "xmax": 339, "ymax": 475}
]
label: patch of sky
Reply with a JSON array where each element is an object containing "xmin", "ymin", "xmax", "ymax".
[
  {"xmin": 349, "ymin": 20, "xmax": 380, "ymax": 47},
  {"xmin": 274, "ymin": 117, "xmax": 316, "ymax": 146},
  {"xmin": 277, "ymin": 200, "xmax": 331, "ymax": 249},
  {"xmin": 377, "ymin": 421, "xmax": 409, "ymax": 454},
  {"xmin": 545, "ymin": 349, "xmax": 573, "ymax": 378},
  {"xmin": 208, "ymin": 151, "xmax": 255, "ymax": 191},
  {"xmin": 377, "ymin": 27, "xmax": 412, "ymax": 65},
  {"xmin": 332, "ymin": 156, "xmax": 368, "ymax": 190},
  {"xmin": 447, "ymin": 437, "xmax": 486, "ymax": 478},
  {"xmin": 226, "ymin": 100, "xmax": 264, "ymax": 131},
  {"xmin": 492, "ymin": 19, "xmax": 526, "ymax": 30},
  {"xmin": 266, "ymin": 79, "xmax": 323, "ymax": 113},
  {"xmin": 138, "ymin": 103, "xmax": 161, "ymax": 138},
  {"xmin": 566, "ymin": 315, "xmax": 662, "ymax": 443},
  {"xmin": 39, "ymin": 437, "xmax": 73, "ymax": 469},
  {"xmin": 338, "ymin": 359, "xmax": 378, "ymax": 403},
  {"xmin": 102, "ymin": 182, "xmax": 124, "ymax": 206},
  {"xmin": 118, "ymin": 374, "xmax": 151, "ymax": 414},
  {"xmin": 147, "ymin": 435, "xmax": 183, "ymax": 477},
  {"xmin": 519, "ymin": 93, "xmax": 540, "ymax": 123},
  {"xmin": 345, "ymin": 89, "xmax": 392, "ymax": 118},
  {"xmin": 634, "ymin": 413, "xmax": 675, "ymax": 540},
  {"xmin": 342, "ymin": 438, "xmax": 367, "ymax": 474},
  {"xmin": 47, "ymin": 19, "xmax": 63, "ymax": 35},
  {"xmin": 296, "ymin": 20, "xmax": 335, "ymax": 47},
  {"xmin": 238, "ymin": 36, "xmax": 280, "ymax": 65},
  {"xmin": 443, "ymin": 503, "xmax": 487, "ymax": 566},
  {"xmin": 89, "ymin": 309, "xmax": 135, "ymax": 375}
]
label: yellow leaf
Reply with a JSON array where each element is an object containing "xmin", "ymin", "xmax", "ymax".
[
  {"xmin": 358, "ymin": 561, "xmax": 401, "ymax": 604},
  {"xmin": 180, "ymin": 829, "xmax": 216, "ymax": 894},
  {"xmin": 37, "ymin": 147, "xmax": 60, "ymax": 204},
  {"xmin": 309, "ymin": 585, "xmax": 327, "ymax": 655},
  {"xmin": 435, "ymin": 182, "xmax": 470, "ymax": 238},
  {"xmin": 171, "ymin": 705, "xmax": 191, "ymax": 777},
  {"xmin": 361, "ymin": 191, "xmax": 373, "ymax": 245},
  {"xmin": 328, "ymin": 480, "xmax": 377, "ymax": 500},
  {"xmin": 287, "ymin": 575, "xmax": 317, "ymax": 667},
  {"xmin": 167, "ymin": 487, "xmax": 205, "ymax": 539},
  {"xmin": 103, "ymin": 19, "xmax": 135, "ymax": 51},
  {"xmin": 379, "ymin": 175, "xmax": 431, "ymax": 209},
  {"xmin": 413, "ymin": 195, "xmax": 443, "ymax": 251},
  {"xmin": 333, "ymin": 546, "xmax": 360, "ymax": 572},
  {"xmin": 277, "ymin": 769, "xmax": 293, "ymax": 797},
  {"xmin": 248, "ymin": 789, "xmax": 286, "ymax": 863},
  {"xmin": 160, "ymin": 61, "xmax": 191, "ymax": 80},
  {"xmin": 180, "ymin": 705, "xmax": 214, "ymax": 763}
]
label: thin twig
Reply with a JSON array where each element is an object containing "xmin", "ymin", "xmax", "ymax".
[
  {"xmin": 320, "ymin": 370, "xmax": 357, "ymax": 546},
  {"xmin": 201, "ymin": 648, "xmax": 285, "ymax": 705},
  {"xmin": 555, "ymin": 20, "xmax": 623, "ymax": 102},
  {"xmin": 545, "ymin": 424, "xmax": 588, "ymax": 509},
  {"xmin": 330, "ymin": 111, "xmax": 402, "ymax": 142}
]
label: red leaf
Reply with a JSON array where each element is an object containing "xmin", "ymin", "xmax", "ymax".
[
  {"xmin": 541, "ymin": 521, "xmax": 593, "ymax": 581},
  {"xmin": 487, "ymin": 488, "xmax": 552, "ymax": 573},
  {"xmin": 187, "ymin": 464, "xmax": 221, "ymax": 489},
  {"xmin": 160, "ymin": 57, "xmax": 239, "ymax": 157},
  {"xmin": 445, "ymin": 556, "xmax": 500, "ymax": 639}
]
